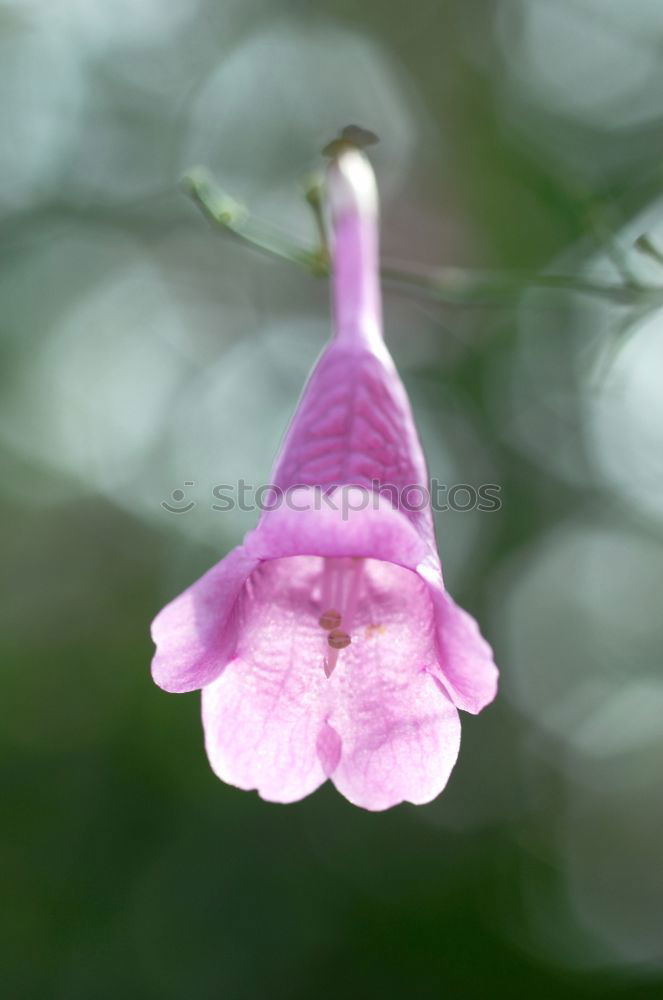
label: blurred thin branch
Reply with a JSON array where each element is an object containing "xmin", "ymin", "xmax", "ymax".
[
  {"xmin": 584, "ymin": 204, "xmax": 642, "ymax": 289},
  {"xmin": 635, "ymin": 234, "xmax": 663, "ymax": 268},
  {"xmin": 183, "ymin": 167, "xmax": 328, "ymax": 275},
  {"xmin": 377, "ymin": 265, "xmax": 662, "ymax": 307},
  {"xmin": 183, "ymin": 167, "xmax": 663, "ymax": 309}
]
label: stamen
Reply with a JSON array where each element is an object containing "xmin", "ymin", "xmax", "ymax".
[
  {"xmin": 329, "ymin": 558, "xmax": 345, "ymax": 614},
  {"xmin": 319, "ymin": 609, "xmax": 342, "ymax": 631},
  {"xmin": 341, "ymin": 558, "xmax": 363, "ymax": 633},
  {"xmin": 323, "ymin": 630, "xmax": 351, "ymax": 678},
  {"xmin": 321, "ymin": 558, "xmax": 334, "ymax": 610},
  {"xmin": 319, "ymin": 557, "xmax": 364, "ymax": 678},
  {"xmin": 327, "ymin": 629, "xmax": 351, "ymax": 650}
]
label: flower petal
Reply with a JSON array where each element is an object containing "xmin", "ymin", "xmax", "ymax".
[
  {"xmin": 270, "ymin": 345, "xmax": 429, "ymax": 494},
  {"xmin": 202, "ymin": 659, "xmax": 330, "ymax": 803},
  {"xmin": 200, "ymin": 555, "xmax": 461, "ymax": 808},
  {"xmin": 201, "ymin": 556, "xmax": 332, "ymax": 803},
  {"xmin": 331, "ymin": 673, "xmax": 460, "ymax": 811},
  {"xmin": 150, "ymin": 546, "xmax": 258, "ymax": 693},
  {"xmin": 421, "ymin": 567, "xmax": 499, "ymax": 714},
  {"xmin": 245, "ymin": 485, "xmax": 427, "ymax": 568},
  {"xmin": 328, "ymin": 560, "xmax": 461, "ymax": 810}
]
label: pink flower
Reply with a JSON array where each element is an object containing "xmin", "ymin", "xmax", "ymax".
[{"xmin": 151, "ymin": 145, "xmax": 498, "ymax": 810}]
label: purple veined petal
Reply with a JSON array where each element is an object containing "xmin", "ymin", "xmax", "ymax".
[
  {"xmin": 201, "ymin": 556, "xmax": 334, "ymax": 803},
  {"xmin": 327, "ymin": 559, "xmax": 461, "ymax": 811},
  {"xmin": 268, "ymin": 342, "xmax": 436, "ymax": 546},
  {"xmin": 150, "ymin": 546, "xmax": 259, "ymax": 693},
  {"xmin": 245, "ymin": 485, "xmax": 428, "ymax": 568},
  {"xmin": 202, "ymin": 658, "xmax": 331, "ymax": 804},
  {"xmin": 418, "ymin": 564, "xmax": 499, "ymax": 715},
  {"xmin": 202, "ymin": 554, "xmax": 460, "ymax": 809},
  {"xmin": 330, "ymin": 673, "xmax": 460, "ymax": 811}
]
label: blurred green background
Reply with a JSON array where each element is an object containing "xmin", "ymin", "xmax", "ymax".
[{"xmin": 2, "ymin": 1, "xmax": 663, "ymax": 997}]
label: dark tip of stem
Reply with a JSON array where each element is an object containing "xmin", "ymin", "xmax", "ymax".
[
  {"xmin": 341, "ymin": 124, "xmax": 379, "ymax": 146},
  {"xmin": 322, "ymin": 125, "xmax": 379, "ymax": 157}
]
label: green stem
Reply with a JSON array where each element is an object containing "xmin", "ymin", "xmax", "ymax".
[
  {"xmin": 303, "ymin": 174, "xmax": 330, "ymax": 271},
  {"xmin": 183, "ymin": 167, "xmax": 663, "ymax": 308},
  {"xmin": 183, "ymin": 167, "xmax": 328, "ymax": 275}
]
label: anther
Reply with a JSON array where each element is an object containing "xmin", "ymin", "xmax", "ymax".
[
  {"xmin": 327, "ymin": 630, "xmax": 351, "ymax": 650},
  {"xmin": 319, "ymin": 609, "xmax": 342, "ymax": 631}
]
